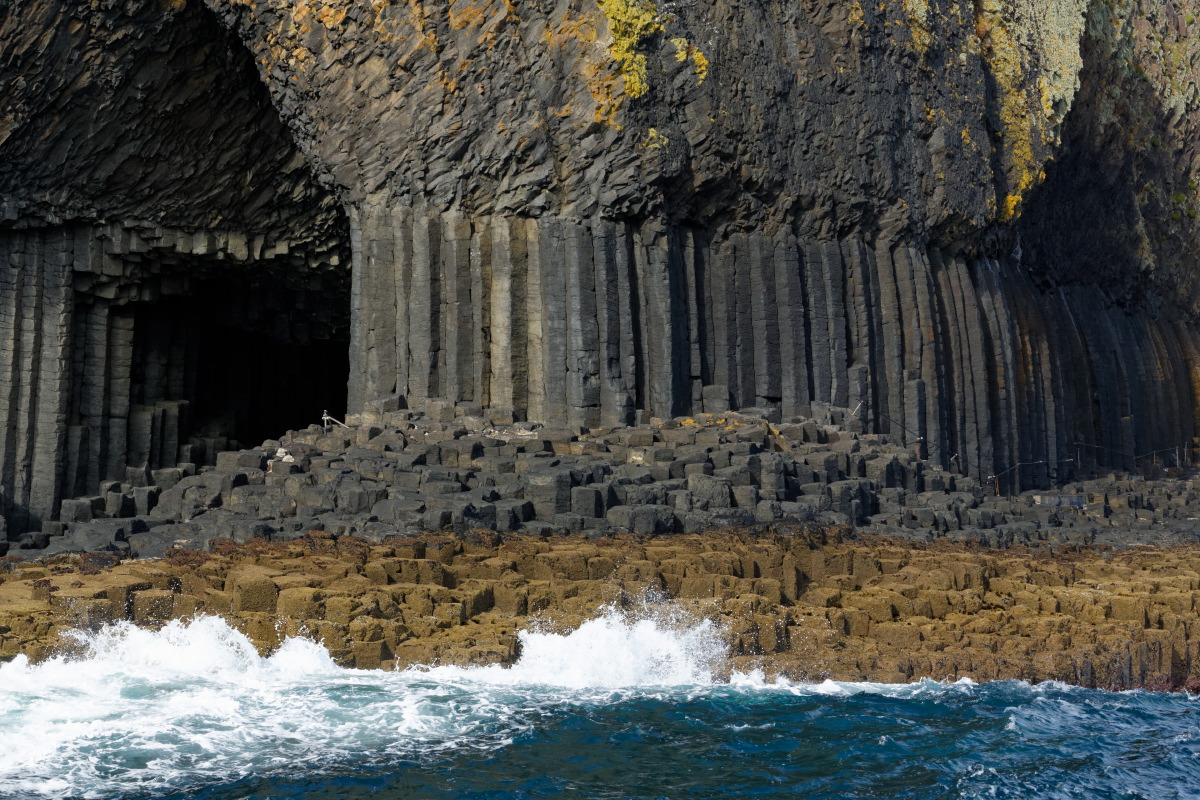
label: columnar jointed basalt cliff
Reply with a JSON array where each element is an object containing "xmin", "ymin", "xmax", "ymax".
[{"xmin": 1, "ymin": 0, "xmax": 1199, "ymax": 534}]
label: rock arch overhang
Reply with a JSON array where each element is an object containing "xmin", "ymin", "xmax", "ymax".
[
  {"xmin": 3, "ymin": 0, "xmax": 1200, "ymax": 536},
  {"xmin": 207, "ymin": 0, "xmax": 1200, "ymax": 490},
  {"xmin": 0, "ymin": 1, "xmax": 352, "ymax": 533}
]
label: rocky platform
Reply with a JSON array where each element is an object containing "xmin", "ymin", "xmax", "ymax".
[
  {"xmin": 5, "ymin": 527, "xmax": 1200, "ymax": 691},
  {"xmin": 17, "ymin": 403, "xmax": 1200, "ymax": 562}
]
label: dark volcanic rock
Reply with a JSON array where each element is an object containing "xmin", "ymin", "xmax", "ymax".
[{"xmin": 1, "ymin": 0, "xmax": 1199, "ymax": 536}]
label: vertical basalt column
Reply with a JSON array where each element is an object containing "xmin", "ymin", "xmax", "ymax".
[
  {"xmin": 0, "ymin": 229, "xmax": 75, "ymax": 530},
  {"xmin": 680, "ymin": 227, "xmax": 705, "ymax": 410},
  {"xmin": 955, "ymin": 255, "xmax": 993, "ymax": 481},
  {"xmin": 927, "ymin": 250, "xmax": 958, "ymax": 465},
  {"xmin": 893, "ymin": 245, "xmax": 926, "ymax": 453},
  {"xmin": 392, "ymin": 205, "xmax": 413, "ymax": 402},
  {"xmin": 10, "ymin": 230, "xmax": 46, "ymax": 529},
  {"xmin": 804, "ymin": 240, "xmax": 832, "ymax": 407},
  {"xmin": 730, "ymin": 232, "xmax": 756, "ymax": 409},
  {"xmin": 28, "ymin": 229, "xmax": 73, "ymax": 524},
  {"xmin": 564, "ymin": 221, "xmax": 600, "ymax": 429},
  {"xmin": 913, "ymin": 247, "xmax": 945, "ymax": 467},
  {"xmin": 79, "ymin": 300, "xmax": 111, "ymax": 493},
  {"xmin": 469, "ymin": 217, "xmax": 492, "ymax": 408},
  {"xmin": 524, "ymin": 217, "xmax": 548, "ymax": 423},
  {"xmin": 347, "ymin": 207, "xmax": 367, "ymax": 414},
  {"xmin": 105, "ymin": 311, "xmax": 134, "ymax": 483},
  {"xmin": 1042, "ymin": 289, "xmax": 1075, "ymax": 481},
  {"xmin": 821, "ymin": 241, "xmax": 850, "ymax": 410},
  {"xmin": 750, "ymin": 231, "xmax": 780, "ymax": 407},
  {"xmin": 409, "ymin": 210, "xmax": 441, "ymax": 402},
  {"xmin": 636, "ymin": 221, "xmax": 688, "ymax": 420},
  {"xmin": 536, "ymin": 217, "xmax": 568, "ymax": 426},
  {"xmin": 594, "ymin": 219, "xmax": 636, "ymax": 427},
  {"xmin": 361, "ymin": 201, "xmax": 399, "ymax": 406},
  {"xmin": 488, "ymin": 216, "xmax": 516, "ymax": 414},
  {"xmin": 873, "ymin": 244, "xmax": 905, "ymax": 440},
  {"xmin": 843, "ymin": 238, "xmax": 875, "ymax": 424},
  {"xmin": 0, "ymin": 233, "xmax": 22, "ymax": 519},
  {"xmin": 441, "ymin": 212, "xmax": 474, "ymax": 404},
  {"xmin": 775, "ymin": 230, "xmax": 810, "ymax": 420},
  {"xmin": 708, "ymin": 238, "xmax": 734, "ymax": 406}
]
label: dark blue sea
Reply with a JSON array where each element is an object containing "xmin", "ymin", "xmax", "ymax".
[{"xmin": 2, "ymin": 611, "xmax": 1199, "ymax": 799}]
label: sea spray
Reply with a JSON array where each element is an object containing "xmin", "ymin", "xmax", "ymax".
[
  {"xmin": 424, "ymin": 594, "xmax": 727, "ymax": 690},
  {"xmin": 0, "ymin": 600, "xmax": 728, "ymax": 798},
  {"xmin": 1, "ymin": 609, "xmax": 1199, "ymax": 799}
]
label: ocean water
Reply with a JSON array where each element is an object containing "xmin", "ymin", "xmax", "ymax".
[{"xmin": 2, "ymin": 606, "xmax": 1199, "ymax": 800}]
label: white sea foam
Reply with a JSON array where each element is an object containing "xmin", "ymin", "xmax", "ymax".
[
  {"xmin": 0, "ymin": 602, "xmax": 1043, "ymax": 798},
  {"xmin": 424, "ymin": 602, "xmax": 725, "ymax": 690},
  {"xmin": 0, "ymin": 602, "xmax": 729, "ymax": 797}
]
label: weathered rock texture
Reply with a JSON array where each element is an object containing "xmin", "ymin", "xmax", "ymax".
[
  {"xmin": 0, "ymin": 1, "xmax": 353, "ymax": 531},
  {"xmin": 7, "ymin": 529, "xmax": 1200, "ymax": 690},
  {"xmin": 2, "ymin": 0, "xmax": 1200, "ymax": 532},
  {"xmin": 32, "ymin": 407, "xmax": 1200, "ymax": 561}
]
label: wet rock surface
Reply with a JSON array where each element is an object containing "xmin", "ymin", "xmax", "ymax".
[{"xmin": 6, "ymin": 527, "xmax": 1200, "ymax": 691}]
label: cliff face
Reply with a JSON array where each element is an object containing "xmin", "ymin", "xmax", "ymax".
[
  {"xmin": 206, "ymin": 0, "xmax": 1200, "ymax": 460},
  {"xmin": 1, "ymin": 0, "xmax": 1200, "ymax": 531}
]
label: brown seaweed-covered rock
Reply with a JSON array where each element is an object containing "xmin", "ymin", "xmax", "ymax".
[{"xmin": 4, "ymin": 528, "xmax": 1200, "ymax": 691}]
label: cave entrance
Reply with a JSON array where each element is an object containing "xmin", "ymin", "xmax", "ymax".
[
  {"xmin": 65, "ymin": 233, "xmax": 353, "ymax": 501},
  {"xmin": 2, "ymin": 0, "xmax": 357, "ymax": 530},
  {"xmin": 125, "ymin": 268, "xmax": 350, "ymax": 464},
  {"xmin": 53, "ymin": 0, "xmax": 356, "ymax": 499}
]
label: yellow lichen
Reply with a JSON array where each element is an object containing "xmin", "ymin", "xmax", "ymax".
[
  {"xmin": 691, "ymin": 48, "xmax": 709, "ymax": 83},
  {"xmin": 315, "ymin": 5, "xmax": 347, "ymax": 27},
  {"xmin": 641, "ymin": 128, "xmax": 668, "ymax": 149},
  {"xmin": 597, "ymin": 0, "xmax": 663, "ymax": 98},
  {"xmin": 449, "ymin": 1, "xmax": 487, "ymax": 30},
  {"xmin": 670, "ymin": 37, "xmax": 709, "ymax": 83},
  {"xmin": 971, "ymin": 0, "xmax": 1088, "ymax": 221},
  {"xmin": 976, "ymin": 4, "xmax": 1036, "ymax": 221},
  {"xmin": 903, "ymin": 0, "xmax": 932, "ymax": 54},
  {"xmin": 584, "ymin": 60, "xmax": 623, "ymax": 127},
  {"xmin": 849, "ymin": 1, "xmax": 866, "ymax": 29},
  {"xmin": 545, "ymin": 14, "xmax": 599, "ymax": 48}
]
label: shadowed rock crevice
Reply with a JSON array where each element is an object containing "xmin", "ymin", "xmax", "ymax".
[{"xmin": 1017, "ymin": 2, "xmax": 1200, "ymax": 312}]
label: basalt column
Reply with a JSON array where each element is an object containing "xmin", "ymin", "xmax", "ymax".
[
  {"xmin": 0, "ymin": 1, "xmax": 353, "ymax": 533},
  {"xmin": 350, "ymin": 209, "xmax": 1200, "ymax": 492},
  {"xmin": 0, "ymin": 229, "xmax": 74, "ymax": 533},
  {"xmin": 0, "ymin": 219, "xmax": 351, "ymax": 533}
]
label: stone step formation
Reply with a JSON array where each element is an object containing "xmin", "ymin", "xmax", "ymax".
[
  {"xmin": 15, "ymin": 400, "xmax": 1200, "ymax": 561},
  {"xmin": 348, "ymin": 209, "xmax": 1200, "ymax": 499},
  {"xmin": 6, "ymin": 528, "xmax": 1200, "ymax": 690}
]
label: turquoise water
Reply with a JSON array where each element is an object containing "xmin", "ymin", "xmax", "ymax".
[{"xmin": 1, "ymin": 613, "xmax": 1198, "ymax": 799}]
